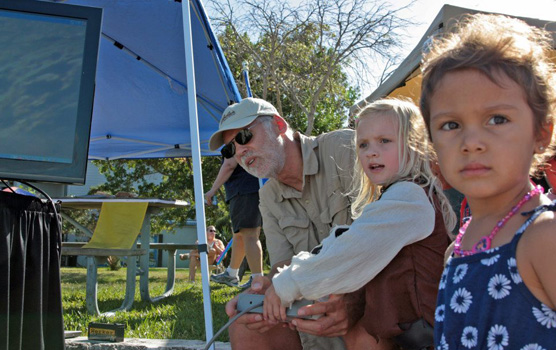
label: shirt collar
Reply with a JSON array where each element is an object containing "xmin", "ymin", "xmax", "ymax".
[
  {"xmin": 272, "ymin": 132, "xmax": 319, "ymax": 201},
  {"xmin": 297, "ymin": 132, "xmax": 319, "ymax": 177}
]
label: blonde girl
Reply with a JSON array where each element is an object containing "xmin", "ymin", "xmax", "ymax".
[{"xmin": 264, "ymin": 98, "xmax": 455, "ymax": 349}]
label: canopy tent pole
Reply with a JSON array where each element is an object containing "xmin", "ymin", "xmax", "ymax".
[
  {"xmin": 242, "ymin": 61, "xmax": 253, "ymax": 98},
  {"xmin": 241, "ymin": 61, "xmax": 265, "ymax": 189},
  {"xmin": 182, "ymin": 0, "xmax": 214, "ymax": 348}
]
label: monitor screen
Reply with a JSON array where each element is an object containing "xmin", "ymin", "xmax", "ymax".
[{"xmin": 0, "ymin": 0, "xmax": 101, "ymax": 184}]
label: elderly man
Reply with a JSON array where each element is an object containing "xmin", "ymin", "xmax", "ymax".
[{"xmin": 208, "ymin": 98, "xmax": 356, "ymax": 350}]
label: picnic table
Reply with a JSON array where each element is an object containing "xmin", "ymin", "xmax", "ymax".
[{"xmin": 55, "ymin": 196, "xmax": 195, "ymax": 315}]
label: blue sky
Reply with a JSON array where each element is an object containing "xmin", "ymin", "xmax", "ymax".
[
  {"xmin": 208, "ymin": 0, "xmax": 556, "ymax": 99},
  {"xmin": 401, "ymin": 0, "xmax": 556, "ymax": 48},
  {"xmin": 359, "ymin": 0, "xmax": 556, "ymax": 97}
]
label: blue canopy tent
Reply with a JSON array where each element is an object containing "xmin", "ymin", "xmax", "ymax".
[
  {"xmin": 44, "ymin": 0, "xmax": 241, "ymax": 346},
  {"xmin": 58, "ymin": 0, "xmax": 240, "ymax": 160}
]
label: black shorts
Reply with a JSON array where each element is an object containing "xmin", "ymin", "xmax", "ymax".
[{"xmin": 228, "ymin": 192, "xmax": 262, "ymax": 233}]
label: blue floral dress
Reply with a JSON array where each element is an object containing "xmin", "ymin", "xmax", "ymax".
[{"xmin": 434, "ymin": 203, "xmax": 556, "ymax": 350}]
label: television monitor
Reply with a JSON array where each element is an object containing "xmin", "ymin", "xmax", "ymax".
[{"xmin": 0, "ymin": 0, "xmax": 101, "ymax": 185}]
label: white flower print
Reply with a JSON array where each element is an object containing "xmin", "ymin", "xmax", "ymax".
[
  {"xmin": 507, "ymin": 258, "xmax": 522, "ymax": 284},
  {"xmin": 439, "ymin": 268, "xmax": 449, "ymax": 290},
  {"xmin": 488, "ymin": 274, "xmax": 512, "ymax": 300},
  {"xmin": 436, "ymin": 334, "xmax": 449, "ymax": 350},
  {"xmin": 453, "ymin": 264, "xmax": 468, "ymax": 283},
  {"xmin": 481, "ymin": 254, "xmax": 500, "ymax": 266},
  {"xmin": 435, "ymin": 304, "xmax": 445, "ymax": 322},
  {"xmin": 461, "ymin": 326, "xmax": 478, "ymax": 348},
  {"xmin": 450, "ymin": 287, "xmax": 473, "ymax": 314},
  {"xmin": 520, "ymin": 344, "xmax": 546, "ymax": 350},
  {"xmin": 487, "ymin": 324, "xmax": 509, "ymax": 350},
  {"xmin": 532, "ymin": 304, "xmax": 556, "ymax": 329}
]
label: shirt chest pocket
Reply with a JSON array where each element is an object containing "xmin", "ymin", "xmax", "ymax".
[
  {"xmin": 319, "ymin": 191, "xmax": 351, "ymax": 226},
  {"xmin": 278, "ymin": 216, "xmax": 310, "ymax": 252}
]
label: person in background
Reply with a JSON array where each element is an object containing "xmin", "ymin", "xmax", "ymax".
[
  {"xmin": 206, "ymin": 157, "xmax": 263, "ymax": 289},
  {"xmin": 180, "ymin": 225, "xmax": 224, "ymax": 282},
  {"xmin": 208, "ymin": 97, "xmax": 356, "ymax": 350},
  {"xmin": 544, "ymin": 155, "xmax": 556, "ymax": 199},
  {"xmin": 420, "ymin": 13, "xmax": 556, "ymax": 349}
]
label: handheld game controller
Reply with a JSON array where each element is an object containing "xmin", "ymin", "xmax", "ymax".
[{"xmin": 237, "ymin": 294, "xmax": 321, "ymax": 320}]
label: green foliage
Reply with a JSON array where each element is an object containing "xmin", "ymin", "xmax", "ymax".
[
  {"xmin": 62, "ymin": 267, "xmax": 241, "ymax": 342},
  {"xmin": 78, "ymin": 157, "xmax": 230, "ymax": 237},
  {"xmin": 217, "ymin": 21, "xmax": 358, "ymax": 135},
  {"xmin": 61, "ymin": 207, "xmax": 98, "ymax": 236},
  {"xmin": 209, "ymin": 0, "xmax": 413, "ymax": 135}
]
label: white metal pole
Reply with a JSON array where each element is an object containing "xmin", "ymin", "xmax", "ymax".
[
  {"xmin": 181, "ymin": 0, "xmax": 214, "ymax": 348},
  {"xmin": 241, "ymin": 61, "xmax": 265, "ymax": 189}
]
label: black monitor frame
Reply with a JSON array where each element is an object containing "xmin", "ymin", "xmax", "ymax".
[{"xmin": 0, "ymin": 0, "xmax": 101, "ymax": 185}]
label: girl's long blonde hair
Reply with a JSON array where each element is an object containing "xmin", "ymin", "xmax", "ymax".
[{"xmin": 351, "ymin": 98, "xmax": 456, "ymax": 232}]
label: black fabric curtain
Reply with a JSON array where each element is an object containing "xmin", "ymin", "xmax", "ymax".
[{"xmin": 0, "ymin": 191, "xmax": 65, "ymax": 350}]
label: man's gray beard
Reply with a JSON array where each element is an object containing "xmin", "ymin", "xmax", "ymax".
[
  {"xmin": 242, "ymin": 151, "xmax": 284, "ymax": 179},
  {"xmin": 246, "ymin": 154, "xmax": 284, "ymax": 179},
  {"xmin": 241, "ymin": 136, "xmax": 285, "ymax": 179}
]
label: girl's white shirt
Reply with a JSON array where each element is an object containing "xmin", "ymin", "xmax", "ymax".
[{"xmin": 272, "ymin": 181, "xmax": 436, "ymax": 306}]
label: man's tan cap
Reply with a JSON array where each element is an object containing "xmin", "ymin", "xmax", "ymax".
[{"xmin": 209, "ymin": 98, "xmax": 278, "ymax": 151}]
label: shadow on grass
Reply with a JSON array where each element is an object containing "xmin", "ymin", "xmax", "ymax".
[
  {"xmin": 61, "ymin": 272, "xmax": 87, "ymax": 284},
  {"xmin": 167, "ymin": 282, "xmax": 240, "ymax": 341},
  {"xmin": 62, "ymin": 267, "xmax": 242, "ymax": 341}
]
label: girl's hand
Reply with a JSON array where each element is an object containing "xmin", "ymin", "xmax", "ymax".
[{"xmin": 263, "ymin": 285, "xmax": 288, "ymax": 322}]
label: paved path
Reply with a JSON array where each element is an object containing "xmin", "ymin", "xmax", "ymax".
[{"xmin": 66, "ymin": 337, "xmax": 231, "ymax": 350}]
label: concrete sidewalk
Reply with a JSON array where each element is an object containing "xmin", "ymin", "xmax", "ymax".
[{"xmin": 66, "ymin": 337, "xmax": 231, "ymax": 350}]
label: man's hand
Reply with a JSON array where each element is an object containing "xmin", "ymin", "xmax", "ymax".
[
  {"xmin": 225, "ymin": 276, "xmax": 282, "ymax": 333},
  {"xmin": 290, "ymin": 294, "xmax": 349, "ymax": 337},
  {"xmin": 204, "ymin": 190, "xmax": 216, "ymax": 205}
]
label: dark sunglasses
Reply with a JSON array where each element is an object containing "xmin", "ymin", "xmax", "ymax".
[
  {"xmin": 208, "ymin": 229, "xmax": 216, "ymax": 232},
  {"xmin": 221, "ymin": 128, "xmax": 254, "ymax": 159}
]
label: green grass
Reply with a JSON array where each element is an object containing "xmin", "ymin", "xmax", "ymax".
[{"xmin": 61, "ymin": 267, "xmax": 242, "ymax": 342}]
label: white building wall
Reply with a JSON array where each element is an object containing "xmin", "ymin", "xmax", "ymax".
[{"xmin": 66, "ymin": 161, "xmax": 107, "ymax": 196}]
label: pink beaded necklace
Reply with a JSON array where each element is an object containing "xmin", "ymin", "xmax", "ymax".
[{"xmin": 454, "ymin": 185, "xmax": 543, "ymax": 257}]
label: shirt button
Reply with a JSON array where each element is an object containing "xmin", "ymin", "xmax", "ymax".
[{"xmin": 305, "ymin": 200, "xmax": 309, "ymax": 204}]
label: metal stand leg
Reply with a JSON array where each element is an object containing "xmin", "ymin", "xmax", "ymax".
[
  {"xmin": 85, "ymin": 255, "xmax": 137, "ymax": 316},
  {"xmin": 85, "ymin": 257, "xmax": 100, "ymax": 315},
  {"xmin": 139, "ymin": 211, "xmax": 178, "ymax": 302}
]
